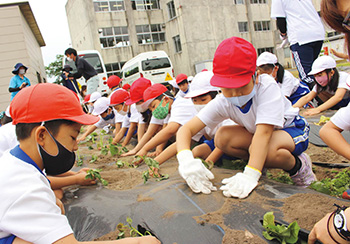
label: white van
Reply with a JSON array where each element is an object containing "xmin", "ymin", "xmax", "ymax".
[
  {"xmin": 64, "ymin": 50, "xmax": 109, "ymax": 95},
  {"xmin": 122, "ymin": 51, "xmax": 174, "ymax": 85}
]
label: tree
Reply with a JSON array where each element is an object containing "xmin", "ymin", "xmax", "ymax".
[{"xmin": 45, "ymin": 54, "xmax": 63, "ymax": 84}]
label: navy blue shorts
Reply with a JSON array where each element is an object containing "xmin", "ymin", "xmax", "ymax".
[
  {"xmin": 0, "ymin": 235, "xmax": 15, "ymax": 244},
  {"xmin": 282, "ymin": 116, "xmax": 309, "ymax": 156},
  {"xmin": 288, "ymin": 81, "xmax": 310, "ymax": 105}
]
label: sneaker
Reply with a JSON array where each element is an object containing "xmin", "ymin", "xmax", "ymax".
[{"xmin": 290, "ymin": 153, "xmax": 317, "ymax": 187}]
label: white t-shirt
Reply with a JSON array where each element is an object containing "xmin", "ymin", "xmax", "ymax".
[
  {"xmin": 279, "ymin": 70, "xmax": 300, "ymax": 97},
  {"xmin": 271, "ymin": 0, "xmax": 324, "ymax": 45},
  {"xmin": 122, "ymin": 104, "xmax": 143, "ymax": 128},
  {"xmin": 175, "ymin": 85, "xmax": 190, "ymax": 99},
  {"xmin": 312, "ymin": 72, "xmax": 350, "ymax": 99},
  {"xmin": 150, "ymin": 114, "xmax": 170, "ymax": 125},
  {"xmin": 205, "ymin": 119, "xmax": 236, "ymax": 139},
  {"xmin": 197, "ymin": 74, "xmax": 299, "ymax": 134},
  {"xmin": 331, "ymin": 103, "xmax": 350, "ymax": 131},
  {"xmin": 94, "ymin": 113, "xmax": 116, "ymax": 129},
  {"xmin": 0, "ymin": 150, "xmax": 73, "ymax": 243},
  {"xmin": 0, "ymin": 123, "xmax": 18, "ymax": 158}
]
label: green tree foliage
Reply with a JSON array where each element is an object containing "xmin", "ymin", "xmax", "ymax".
[{"xmin": 45, "ymin": 54, "xmax": 64, "ymax": 83}]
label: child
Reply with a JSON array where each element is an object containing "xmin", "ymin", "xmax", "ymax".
[
  {"xmin": 256, "ymin": 52, "xmax": 310, "ymax": 105},
  {"xmin": 110, "ymin": 89, "xmax": 144, "ymax": 146},
  {"xmin": 85, "ymin": 91, "xmax": 101, "ymax": 114},
  {"xmin": 133, "ymin": 83, "xmax": 203, "ymax": 160},
  {"xmin": 77, "ymin": 97, "xmax": 116, "ymax": 142},
  {"xmin": 121, "ymin": 78, "xmax": 170, "ymax": 157},
  {"xmin": 0, "ymin": 83, "xmax": 159, "ymax": 244},
  {"xmin": 107, "ymin": 75, "xmax": 122, "ymax": 92},
  {"xmin": 176, "ymin": 37, "xmax": 314, "ymax": 198},
  {"xmin": 122, "ymin": 83, "xmax": 131, "ymax": 92},
  {"xmin": 175, "ymin": 73, "xmax": 190, "ymax": 98},
  {"xmin": 107, "ymin": 75, "xmax": 126, "ymax": 134},
  {"xmin": 61, "ymin": 64, "xmax": 80, "ymax": 95},
  {"xmin": 293, "ymin": 56, "xmax": 350, "ymax": 116},
  {"xmin": 151, "ymin": 71, "xmax": 235, "ymax": 175}
]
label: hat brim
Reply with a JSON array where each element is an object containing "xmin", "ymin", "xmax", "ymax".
[
  {"xmin": 57, "ymin": 114, "xmax": 99, "ymax": 125},
  {"xmin": 210, "ymin": 73, "xmax": 253, "ymax": 88},
  {"xmin": 308, "ymin": 68, "xmax": 326, "ymax": 76},
  {"xmin": 125, "ymin": 97, "xmax": 142, "ymax": 105},
  {"xmin": 12, "ymin": 66, "xmax": 28, "ymax": 74},
  {"xmin": 185, "ymin": 89, "xmax": 216, "ymax": 98}
]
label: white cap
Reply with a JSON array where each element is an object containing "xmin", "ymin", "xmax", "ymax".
[
  {"xmin": 187, "ymin": 76, "xmax": 194, "ymax": 82},
  {"xmin": 92, "ymin": 97, "xmax": 110, "ymax": 115},
  {"xmin": 256, "ymin": 52, "xmax": 278, "ymax": 67},
  {"xmin": 308, "ymin": 56, "xmax": 337, "ymax": 75},
  {"xmin": 168, "ymin": 79, "xmax": 178, "ymax": 89},
  {"xmin": 5, "ymin": 106, "xmax": 10, "ymax": 118},
  {"xmin": 185, "ymin": 71, "xmax": 220, "ymax": 98},
  {"xmin": 88, "ymin": 91, "xmax": 101, "ymax": 103}
]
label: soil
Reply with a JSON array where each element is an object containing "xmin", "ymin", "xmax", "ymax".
[{"xmin": 73, "ymin": 127, "xmax": 350, "ymax": 243}]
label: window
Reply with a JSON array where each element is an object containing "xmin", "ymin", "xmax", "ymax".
[
  {"xmin": 142, "ymin": 58, "xmax": 171, "ymax": 71},
  {"xmin": 254, "ymin": 21, "xmax": 270, "ymax": 31},
  {"xmin": 100, "ymin": 26, "xmax": 129, "ymax": 48},
  {"xmin": 173, "ymin": 35, "xmax": 182, "ymax": 53},
  {"xmin": 93, "ymin": 0, "xmax": 125, "ymax": 12},
  {"xmin": 105, "ymin": 62, "xmax": 126, "ymax": 77},
  {"xmin": 136, "ymin": 24, "xmax": 165, "ymax": 44},
  {"xmin": 326, "ymin": 31, "xmax": 342, "ymax": 38},
  {"xmin": 131, "ymin": 0, "xmax": 160, "ymax": 10},
  {"xmin": 257, "ymin": 47, "xmax": 274, "ymax": 55},
  {"xmin": 238, "ymin": 22, "xmax": 248, "ymax": 33},
  {"xmin": 250, "ymin": 0, "xmax": 266, "ymax": 3},
  {"xmin": 124, "ymin": 63, "xmax": 139, "ymax": 78},
  {"xmin": 234, "ymin": 0, "xmax": 244, "ymax": 4},
  {"xmin": 167, "ymin": 1, "xmax": 176, "ymax": 19}
]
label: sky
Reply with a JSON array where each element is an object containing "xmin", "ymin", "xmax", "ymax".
[{"xmin": 0, "ymin": 0, "xmax": 71, "ymax": 67}]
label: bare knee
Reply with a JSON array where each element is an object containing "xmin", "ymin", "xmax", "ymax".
[{"xmin": 192, "ymin": 144, "xmax": 211, "ymax": 159}]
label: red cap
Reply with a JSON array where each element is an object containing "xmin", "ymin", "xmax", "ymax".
[
  {"xmin": 210, "ymin": 37, "xmax": 256, "ymax": 88},
  {"xmin": 83, "ymin": 94, "xmax": 91, "ymax": 104},
  {"xmin": 143, "ymin": 84, "xmax": 168, "ymax": 102},
  {"xmin": 201, "ymin": 69, "xmax": 208, "ymax": 72},
  {"xmin": 107, "ymin": 75, "xmax": 121, "ymax": 89},
  {"xmin": 122, "ymin": 83, "xmax": 131, "ymax": 90},
  {"xmin": 126, "ymin": 77, "xmax": 151, "ymax": 105},
  {"xmin": 10, "ymin": 84, "xmax": 99, "ymax": 125},
  {"xmin": 110, "ymin": 89, "xmax": 130, "ymax": 105},
  {"xmin": 176, "ymin": 73, "xmax": 188, "ymax": 84}
]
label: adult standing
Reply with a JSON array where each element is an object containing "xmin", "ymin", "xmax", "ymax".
[
  {"xmin": 271, "ymin": 0, "xmax": 325, "ymax": 89},
  {"xmin": 8, "ymin": 63, "xmax": 31, "ymax": 101},
  {"xmin": 61, "ymin": 64, "xmax": 80, "ymax": 94},
  {"xmin": 64, "ymin": 48, "xmax": 99, "ymax": 95}
]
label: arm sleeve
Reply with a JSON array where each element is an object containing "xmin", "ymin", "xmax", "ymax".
[
  {"xmin": 271, "ymin": 0, "xmax": 286, "ymax": 18},
  {"xmin": 73, "ymin": 60, "xmax": 84, "ymax": 79},
  {"xmin": 9, "ymin": 77, "xmax": 17, "ymax": 89},
  {"xmin": 276, "ymin": 17, "xmax": 287, "ymax": 34},
  {"xmin": 94, "ymin": 116, "xmax": 108, "ymax": 128},
  {"xmin": 8, "ymin": 87, "xmax": 20, "ymax": 92},
  {"xmin": 196, "ymin": 97, "xmax": 229, "ymax": 128}
]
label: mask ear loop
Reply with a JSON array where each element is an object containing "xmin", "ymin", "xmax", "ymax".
[{"xmin": 38, "ymin": 121, "xmax": 60, "ymax": 157}]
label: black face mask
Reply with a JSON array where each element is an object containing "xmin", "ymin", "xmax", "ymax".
[
  {"xmin": 38, "ymin": 128, "xmax": 75, "ymax": 176},
  {"xmin": 103, "ymin": 110, "xmax": 115, "ymax": 121}
]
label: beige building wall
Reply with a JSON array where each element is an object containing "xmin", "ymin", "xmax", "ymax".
[{"xmin": 0, "ymin": 3, "xmax": 46, "ymax": 111}]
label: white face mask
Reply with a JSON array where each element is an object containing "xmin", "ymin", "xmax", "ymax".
[
  {"xmin": 194, "ymin": 104, "xmax": 206, "ymax": 113},
  {"xmin": 19, "ymin": 69, "xmax": 26, "ymax": 75},
  {"xmin": 67, "ymin": 57, "xmax": 73, "ymax": 62},
  {"xmin": 118, "ymin": 104, "xmax": 127, "ymax": 116},
  {"xmin": 136, "ymin": 104, "xmax": 147, "ymax": 113}
]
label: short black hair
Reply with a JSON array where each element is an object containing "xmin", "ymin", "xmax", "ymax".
[
  {"xmin": 64, "ymin": 48, "xmax": 77, "ymax": 56},
  {"xmin": 195, "ymin": 91, "xmax": 219, "ymax": 100},
  {"xmin": 16, "ymin": 119, "xmax": 76, "ymax": 141},
  {"xmin": 178, "ymin": 79, "xmax": 188, "ymax": 86},
  {"xmin": 1, "ymin": 115, "xmax": 13, "ymax": 125}
]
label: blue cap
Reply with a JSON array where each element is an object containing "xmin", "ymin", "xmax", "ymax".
[{"xmin": 12, "ymin": 63, "xmax": 28, "ymax": 74}]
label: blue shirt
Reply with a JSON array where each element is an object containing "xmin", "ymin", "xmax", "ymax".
[{"xmin": 9, "ymin": 75, "xmax": 31, "ymax": 100}]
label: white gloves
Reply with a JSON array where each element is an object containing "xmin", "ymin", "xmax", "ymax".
[
  {"xmin": 220, "ymin": 166, "xmax": 261, "ymax": 199},
  {"xmin": 278, "ymin": 34, "xmax": 289, "ymax": 49},
  {"xmin": 177, "ymin": 150, "xmax": 217, "ymax": 194}
]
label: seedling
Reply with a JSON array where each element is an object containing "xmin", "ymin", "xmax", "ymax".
[
  {"xmin": 122, "ymin": 147, "xmax": 129, "ymax": 153},
  {"xmin": 110, "ymin": 144, "xmax": 119, "ymax": 156},
  {"xmin": 76, "ymin": 152, "xmax": 83, "ymax": 167},
  {"xmin": 116, "ymin": 217, "xmax": 152, "ymax": 239},
  {"xmin": 89, "ymin": 154, "xmax": 98, "ymax": 164},
  {"xmin": 100, "ymin": 129, "xmax": 107, "ymax": 135},
  {"xmin": 116, "ymin": 160, "xmax": 136, "ymax": 169},
  {"xmin": 101, "ymin": 146, "xmax": 109, "ymax": 155},
  {"xmin": 262, "ymin": 212, "xmax": 300, "ymax": 244},
  {"xmin": 86, "ymin": 132, "xmax": 98, "ymax": 144},
  {"xmin": 199, "ymin": 158, "xmax": 214, "ymax": 170},
  {"xmin": 267, "ymin": 171, "xmax": 294, "ymax": 185},
  {"xmin": 314, "ymin": 115, "xmax": 330, "ymax": 126},
  {"xmin": 309, "ymin": 168, "xmax": 350, "ymax": 197},
  {"xmin": 142, "ymin": 156, "xmax": 169, "ymax": 184},
  {"xmin": 85, "ymin": 169, "xmax": 108, "ymax": 186}
]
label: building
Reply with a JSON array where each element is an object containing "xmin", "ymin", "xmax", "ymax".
[
  {"xmin": 66, "ymin": 0, "xmax": 341, "ymax": 79},
  {"xmin": 0, "ymin": 1, "xmax": 47, "ymax": 110}
]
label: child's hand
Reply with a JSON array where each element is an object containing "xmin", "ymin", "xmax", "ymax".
[
  {"xmin": 137, "ymin": 236, "xmax": 161, "ymax": 244},
  {"xmin": 303, "ymin": 108, "xmax": 321, "ymax": 116},
  {"xmin": 121, "ymin": 149, "xmax": 137, "ymax": 157},
  {"xmin": 75, "ymin": 171, "xmax": 96, "ymax": 186},
  {"xmin": 77, "ymin": 135, "xmax": 86, "ymax": 143},
  {"xmin": 147, "ymin": 149, "xmax": 161, "ymax": 157},
  {"xmin": 149, "ymin": 167, "xmax": 160, "ymax": 178}
]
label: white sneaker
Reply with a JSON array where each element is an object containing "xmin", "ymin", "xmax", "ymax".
[{"xmin": 290, "ymin": 153, "xmax": 317, "ymax": 187}]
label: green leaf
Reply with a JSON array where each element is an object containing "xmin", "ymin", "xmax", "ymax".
[
  {"xmin": 88, "ymin": 145, "xmax": 94, "ymax": 150},
  {"xmin": 142, "ymin": 170, "xmax": 150, "ymax": 184},
  {"xmin": 285, "ymin": 221, "xmax": 300, "ymax": 244},
  {"xmin": 122, "ymin": 147, "xmax": 129, "ymax": 153},
  {"xmin": 262, "ymin": 231, "xmax": 277, "ymax": 241},
  {"xmin": 116, "ymin": 160, "xmax": 125, "ymax": 168},
  {"xmin": 126, "ymin": 217, "xmax": 133, "ymax": 225},
  {"xmin": 156, "ymin": 174, "xmax": 169, "ymax": 181},
  {"xmin": 110, "ymin": 144, "xmax": 119, "ymax": 156},
  {"xmin": 263, "ymin": 212, "xmax": 275, "ymax": 227},
  {"xmin": 89, "ymin": 155, "xmax": 98, "ymax": 163},
  {"xmin": 101, "ymin": 179, "xmax": 109, "ymax": 186},
  {"xmin": 101, "ymin": 146, "xmax": 109, "ymax": 155}
]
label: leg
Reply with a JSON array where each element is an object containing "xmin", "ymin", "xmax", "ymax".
[
  {"xmin": 13, "ymin": 238, "xmax": 32, "ymax": 244},
  {"xmin": 214, "ymin": 125, "xmax": 253, "ymax": 160},
  {"xmin": 192, "ymin": 143, "xmax": 212, "ymax": 160},
  {"xmin": 86, "ymin": 76, "xmax": 99, "ymax": 94}
]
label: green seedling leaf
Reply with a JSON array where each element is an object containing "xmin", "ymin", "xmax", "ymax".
[
  {"xmin": 262, "ymin": 212, "xmax": 300, "ymax": 244},
  {"xmin": 142, "ymin": 170, "xmax": 150, "ymax": 184},
  {"xmin": 122, "ymin": 147, "xmax": 129, "ymax": 153},
  {"xmin": 85, "ymin": 169, "xmax": 108, "ymax": 186},
  {"xmin": 110, "ymin": 144, "xmax": 119, "ymax": 156},
  {"xmin": 101, "ymin": 146, "xmax": 109, "ymax": 156},
  {"xmin": 88, "ymin": 145, "xmax": 94, "ymax": 150},
  {"xmin": 76, "ymin": 152, "xmax": 83, "ymax": 167},
  {"xmin": 108, "ymin": 137, "xmax": 113, "ymax": 144},
  {"xmin": 156, "ymin": 174, "xmax": 169, "ymax": 182},
  {"xmin": 199, "ymin": 158, "xmax": 214, "ymax": 170},
  {"xmin": 100, "ymin": 129, "xmax": 107, "ymax": 135},
  {"xmin": 91, "ymin": 132, "xmax": 98, "ymax": 137},
  {"xmin": 116, "ymin": 160, "xmax": 125, "ymax": 168},
  {"xmin": 89, "ymin": 155, "xmax": 98, "ymax": 164},
  {"xmin": 132, "ymin": 155, "xmax": 145, "ymax": 165}
]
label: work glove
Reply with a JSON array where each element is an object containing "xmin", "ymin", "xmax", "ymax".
[
  {"xmin": 278, "ymin": 34, "xmax": 289, "ymax": 49},
  {"xmin": 177, "ymin": 150, "xmax": 217, "ymax": 194},
  {"xmin": 220, "ymin": 166, "xmax": 261, "ymax": 199}
]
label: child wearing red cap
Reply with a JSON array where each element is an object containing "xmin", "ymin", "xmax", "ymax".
[
  {"xmin": 176, "ymin": 37, "xmax": 314, "ymax": 199},
  {"xmin": 132, "ymin": 83, "xmax": 204, "ymax": 161},
  {"xmin": 107, "ymin": 75, "xmax": 122, "ymax": 92},
  {"xmin": 110, "ymin": 89, "xmax": 144, "ymax": 146},
  {"xmin": 0, "ymin": 83, "xmax": 159, "ymax": 244},
  {"xmin": 175, "ymin": 73, "xmax": 190, "ymax": 98}
]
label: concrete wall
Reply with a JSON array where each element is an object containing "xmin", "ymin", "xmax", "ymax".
[{"xmin": 0, "ymin": 5, "xmax": 46, "ymax": 111}]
